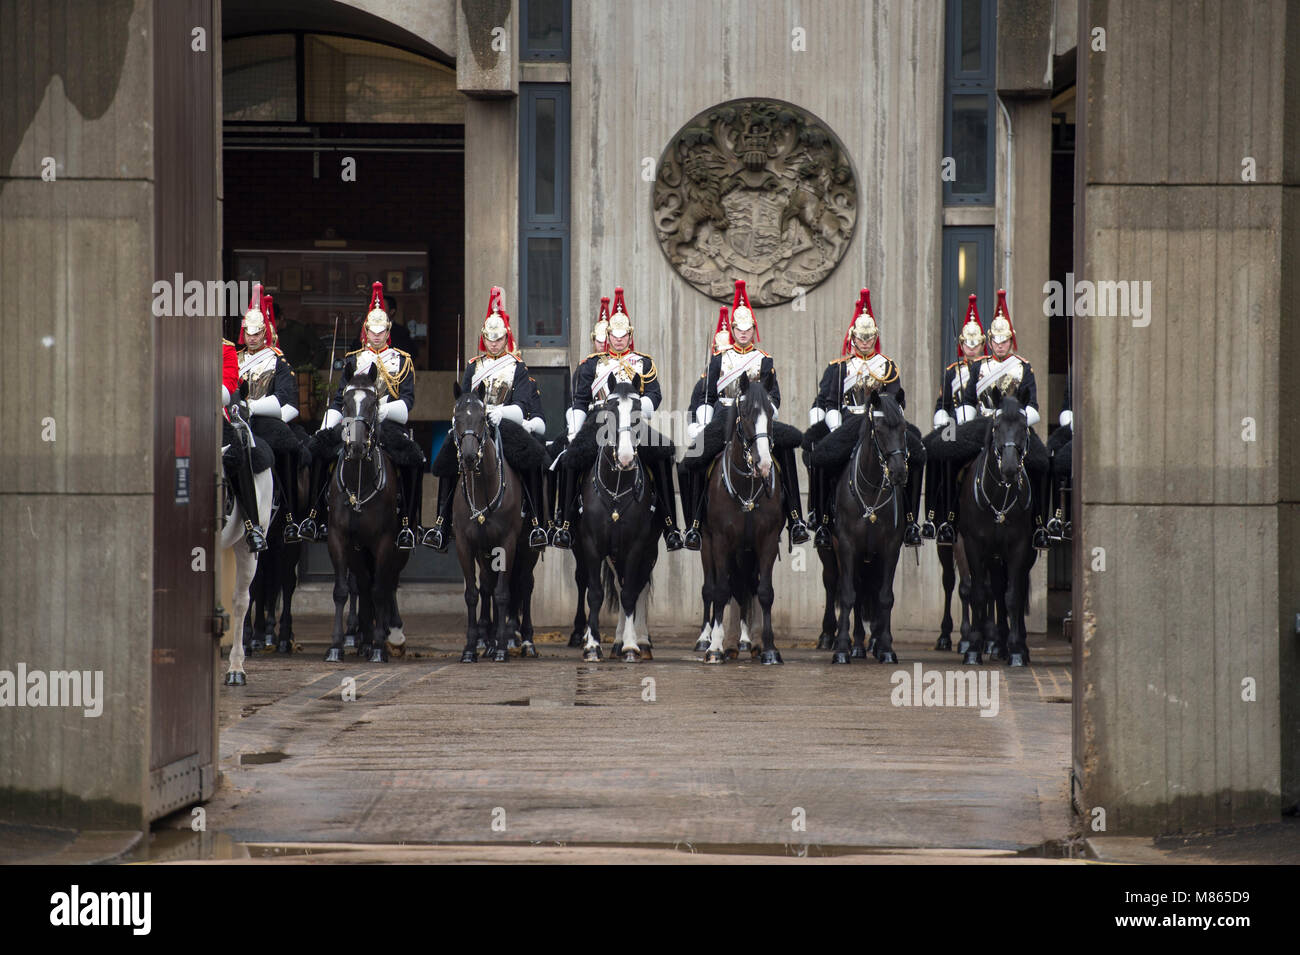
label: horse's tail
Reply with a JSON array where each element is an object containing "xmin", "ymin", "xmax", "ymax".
[{"xmin": 601, "ymin": 557, "xmax": 620, "ymax": 614}]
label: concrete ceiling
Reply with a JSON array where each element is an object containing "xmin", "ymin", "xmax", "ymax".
[{"xmin": 222, "ymin": 0, "xmax": 454, "ymax": 64}]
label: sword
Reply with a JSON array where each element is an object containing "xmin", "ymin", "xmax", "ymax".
[{"xmin": 324, "ymin": 311, "xmax": 340, "ymax": 414}]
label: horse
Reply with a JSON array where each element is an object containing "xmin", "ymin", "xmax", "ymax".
[
  {"xmin": 699, "ymin": 373, "xmax": 784, "ymax": 665},
  {"xmin": 825, "ymin": 391, "xmax": 910, "ymax": 665},
  {"xmin": 574, "ymin": 379, "xmax": 659, "ymax": 663},
  {"xmin": 322, "ymin": 366, "xmax": 402, "ymax": 664},
  {"xmin": 957, "ymin": 394, "xmax": 1038, "ymax": 666},
  {"xmin": 451, "ymin": 381, "xmax": 528, "ymax": 663},
  {"xmin": 219, "ymin": 411, "xmax": 273, "ymax": 687},
  {"xmin": 243, "ymin": 458, "xmax": 309, "ymax": 655},
  {"xmin": 934, "ymin": 531, "xmax": 976, "ymax": 653}
]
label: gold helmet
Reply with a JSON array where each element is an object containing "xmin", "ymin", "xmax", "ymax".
[
  {"xmin": 712, "ymin": 305, "xmax": 732, "ymax": 354},
  {"xmin": 240, "ymin": 282, "xmax": 265, "ymax": 343},
  {"xmin": 591, "ymin": 296, "xmax": 611, "ymax": 350},
  {"xmin": 959, "ymin": 293, "xmax": 986, "ymax": 352},
  {"xmin": 988, "ymin": 289, "xmax": 1016, "ymax": 347},
  {"xmin": 607, "ymin": 287, "xmax": 634, "ymax": 349},
  {"xmin": 729, "ymin": 280, "xmax": 758, "ymax": 340},
  {"xmin": 479, "ymin": 286, "xmax": 513, "ymax": 350}
]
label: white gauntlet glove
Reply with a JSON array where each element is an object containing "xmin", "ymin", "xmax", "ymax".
[
  {"xmin": 809, "ymin": 407, "xmax": 826, "ymax": 426},
  {"xmin": 956, "ymin": 404, "xmax": 976, "ymax": 425},
  {"xmin": 696, "ymin": 405, "xmax": 714, "ymax": 426},
  {"xmin": 933, "ymin": 409, "xmax": 951, "ymax": 430},
  {"xmin": 1059, "ymin": 409, "xmax": 1072, "ymax": 429},
  {"xmin": 498, "ymin": 404, "xmax": 524, "ymax": 425},
  {"xmin": 639, "ymin": 396, "xmax": 655, "ymax": 417},
  {"xmin": 1024, "ymin": 405, "xmax": 1040, "ymax": 428},
  {"xmin": 825, "ymin": 409, "xmax": 843, "ymax": 431},
  {"xmin": 247, "ymin": 395, "xmax": 281, "ymax": 418},
  {"xmin": 565, "ymin": 407, "xmax": 587, "ymax": 440},
  {"xmin": 281, "ymin": 404, "xmax": 299, "ymax": 423},
  {"xmin": 320, "ymin": 408, "xmax": 342, "ymax": 430}
]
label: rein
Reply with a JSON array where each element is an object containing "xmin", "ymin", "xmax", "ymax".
[
  {"xmin": 454, "ymin": 412, "xmax": 506, "ymax": 525},
  {"xmin": 721, "ymin": 403, "xmax": 775, "ymax": 512},
  {"xmin": 338, "ymin": 400, "xmax": 386, "ymax": 511},
  {"xmin": 973, "ymin": 426, "xmax": 1030, "ymax": 524},
  {"xmin": 848, "ymin": 414, "xmax": 906, "ymax": 526},
  {"xmin": 594, "ymin": 399, "xmax": 645, "ymax": 518}
]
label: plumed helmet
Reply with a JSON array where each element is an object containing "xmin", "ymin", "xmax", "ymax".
[
  {"xmin": 591, "ymin": 296, "xmax": 611, "ymax": 349},
  {"xmin": 239, "ymin": 282, "xmax": 265, "ymax": 345},
  {"xmin": 479, "ymin": 285, "xmax": 515, "ymax": 352},
  {"xmin": 729, "ymin": 279, "xmax": 758, "ymax": 341},
  {"xmin": 365, "ymin": 281, "xmax": 390, "ymax": 337},
  {"xmin": 842, "ymin": 288, "xmax": 881, "ymax": 356},
  {"xmin": 712, "ymin": 305, "xmax": 732, "ymax": 354},
  {"xmin": 959, "ymin": 293, "xmax": 986, "ymax": 352},
  {"xmin": 988, "ymin": 289, "xmax": 1016, "ymax": 348},
  {"xmin": 607, "ymin": 287, "xmax": 634, "ymax": 350}
]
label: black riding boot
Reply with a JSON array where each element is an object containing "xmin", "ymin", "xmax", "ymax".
[
  {"xmin": 228, "ymin": 446, "xmax": 267, "ymax": 553},
  {"xmin": 1032, "ymin": 467, "xmax": 1051, "ymax": 550},
  {"xmin": 936, "ymin": 461, "xmax": 956, "ymax": 545},
  {"xmin": 278, "ymin": 451, "xmax": 301, "ymax": 543},
  {"xmin": 921, "ymin": 458, "xmax": 939, "ymax": 539},
  {"xmin": 545, "ymin": 464, "xmax": 560, "ymax": 544},
  {"xmin": 552, "ymin": 465, "xmax": 576, "ymax": 550},
  {"xmin": 685, "ymin": 462, "xmax": 713, "ymax": 548},
  {"xmin": 903, "ymin": 457, "xmax": 924, "ymax": 547},
  {"xmin": 778, "ymin": 447, "xmax": 810, "ymax": 546},
  {"xmin": 524, "ymin": 467, "xmax": 548, "ymax": 550},
  {"xmin": 1060, "ymin": 478, "xmax": 1073, "ymax": 541},
  {"xmin": 395, "ymin": 464, "xmax": 417, "ymax": 550},
  {"xmin": 298, "ymin": 455, "xmax": 322, "ymax": 541},
  {"xmin": 813, "ymin": 466, "xmax": 834, "ymax": 550},
  {"xmin": 424, "ymin": 474, "xmax": 457, "ymax": 551},
  {"xmin": 1046, "ymin": 459, "xmax": 1064, "ymax": 539},
  {"xmin": 680, "ymin": 463, "xmax": 701, "ymax": 551},
  {"xmin": 652, "ymin": 458, "xmax": 684, "ymax": 551}
]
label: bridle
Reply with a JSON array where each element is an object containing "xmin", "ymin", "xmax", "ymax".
[
  {"xmin": 848, "ymin": 410, "xmax": 906, "ymax": 525},
  {"xmin": 453, "ymin": 397, "xmax": 505, "ymax": 525},
  {"xmin": 721, "ymin": 394, "xmax": 775, "ymax": 512},
  {"xmin": 974, "ymin": 411, "xmax": 1031, "ymax": 524},
  {"xmin": 594, "ymin": 395, "xmax": 645, "ymax": 516},
  {"xmin": 337, "ymin": 388, "xmax": 386, "ymax": 510}
]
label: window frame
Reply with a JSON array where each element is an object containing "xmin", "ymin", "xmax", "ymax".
[
  {"xmin": 518, "ymin": 83, "xmax": 571, "ymax": 347},
  {"xmin": 943, "ymin": 0, "xmax": 997, "ymax": 205},
  {"xmin": 941, "ymin": 227, "xmax": 994, "ymax": 371},
  {"xmin": 520, "ymin": 0, "xmax": 571, "ymax": 62}
]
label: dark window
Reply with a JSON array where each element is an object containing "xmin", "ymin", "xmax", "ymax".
[
  {"xmin": 941, "ymin": 228, "xmax": 994, "ymax": 370},
  {"xmin": 521, "ymin": 0, "xmax": 570, "ymax": 61},
  {"xmin": 528, "ymin": 367, "xmax": 571, "ymax": 442},
  {"xmin": 519, "ymin": 85, "xmax": 570, "ymax": 346},
  {"xmin": 944, "ymin": 0, "xmax": 996, "ymax": 204}
]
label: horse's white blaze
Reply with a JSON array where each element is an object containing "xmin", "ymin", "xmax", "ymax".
[
  {"xmin": 350, "ymin": 390, "xmax": 365, "ymax": 417},
  {"xmin": 708, "ymin": 619, "xmax": 725, "ymax": 653},
  {"xmin": 620, "ymin": 612, "xmax": 638, "ymax": 652},
  {"xmin": 617, "ymin": 395, "xmax": 634, "ymax": 468},
  {"xmin": 755, "ymin": 408, "xmax": 772, "ymax": 477},
  {"xmin": 583, "ymin": 626, "xmax": 599, "ymax": 650}
]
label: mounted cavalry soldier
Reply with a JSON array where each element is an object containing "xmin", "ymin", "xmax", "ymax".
[
  {"xmin": 959, "ymin": 289, "xmax": 1049, "ymax": 550},
  {"xmin": 428, "ymin": 286, "xmax": 551, "ymax": 552},
  {"xmin": 682, "ymin": 280, "xmax": 809, "ymax": 549},
  {"xmin": 551, "ymin": 296, "xmax": 610, "ymax": 550},
  {"xmin": 807, "ymin": 288, "xmax": 924, "ymax": 550},
  {"xmin": 222, "ymin": 334, "xmax": 272, "ymax": 552},
  {"xmin": 237, "ymin": 283, "xmax": 308, "ymax": 542},
  {"xmin": 301, "ymin": 281, "xmax": 424, "ymax": 550},
  {"xmin": 559, "ymin": 287, "xmax": 683, "ymax": 551},
  {"xmin": 679, "ymin": 304, "xmax": 734, "ymax": 550},
  {"xmin": 925, "ymin": 293, "xmax": 987, "ymax": 545}
]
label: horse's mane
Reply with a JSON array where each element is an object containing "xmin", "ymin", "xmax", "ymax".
[{"xmin": 873, "ymin": 392, "xmax": 905, "ymax": 429}]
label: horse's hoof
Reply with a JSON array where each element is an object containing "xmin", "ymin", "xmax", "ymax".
[
  {"xmin": 738, "ymin": 639, "xmax": 753, "ymax": 655},
  {"xmin": 957, "ymin": 639, "xmax": 971, "ymax": 654},
  {"xmin": 982, "ymin": 640, "xmax": 997, "ymax": 656},
  {"xmin": 582, "ymin": 647, "xmax": 602, "ymax": 662},
  {"xmin": 492, "ymin": 649, "xmax": 508, "ymax": 663},
  {"xmin": 761, "ymin": 650, "xmax": 783, "ymax": 666},
  {"xmin": 476, "ymin": 639, "xmax": 487, "ymax": 653},
  {"xmin": 388, "ymin": 642, "xmax": 405, "ymax": 658},
  {"xmin": 963, "ymin": 650, "xmax": 982, "ymax": 665},
  {"xmin": 276, "ymin": 639, "xmax": 292, "ymax": 654},
  {"xmin": 521, "ymin": 642, "xmax": 539, "ymax": 659},
  {"xmin": 357, "ymin": 642, "xmax": 372, "ymax": 658},
  {"xmin": 704, "ymin": 650, "xmax": 726, "ymax": 664},
  {"xmin": 460, "ymin": 650, "xmax": 478, "ymax": 663},
  {"xmin": 877, "ymin": 650, "xmax": 898, "ymax": 665},
  {"xmin": 640, "ymin": 646, "xmax": 653, "ymax": 660},
  {"xmin": 568, "ymin": 632, "xmax": 584, "ymax": 648},
  {"xmin": 831, "ymin": 652, "xmax": 850, "ymax": 665},
  {"xmin": 249, "ymin": 639, "xmax": 265, "ymax": 653},
  {"xmin": 343, "ymin": 634, "xmax": 357, "ymax": 650},
  {"xmin": 725, "ymin": 647, "xmax": 740, "ymax": 661},
  {"xmin": 935, "ymin": 635, "xmax": 952, "ymax": 652},
  {"xmin": 816, "ymin": 633, "xmax": 834, "ymax": 650},
  {"xmin": 224, "ymin": 671, "xmax": 246, "ymax": 687},
  {"xmin": 324, "ymin": 648, "xmax": 342, "ymax": 663},
  {"xmin": 1008, "ymin": 652, "xmax": 1028, "ymax": 667},
  {"xmin": 622, "ymin": 648, "xmax": 641, "ymax": 663},
  {"xmin": 986, "ymin": 645, "xmax": 1003, "ymax": 661},
  {"xmin": 370, "ymin": 647, "xmax": 388, "ymax": 663},
  {"xmin": 507, "ymin": 636, "xmax": 520, "ymax": 650},
  {"xmin": 850, "ymin": 646, "xmax": 867, "ymax": 659},
  {"xmin": 693, "ymin": 637, "xmax": 711, "ymax": 652}
]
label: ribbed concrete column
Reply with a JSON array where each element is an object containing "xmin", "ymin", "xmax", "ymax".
[{"xmin": 1075, "ymin": 0, "xmax": 1300, "ymax": 832}]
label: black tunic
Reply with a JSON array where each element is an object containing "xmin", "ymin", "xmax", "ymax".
[
  {"xmin": 461, "ymin": 355, "xmax": 543, "ymax": 420},
  {"xmin": 329, "ymin": 347, "xmax": 415, "ymax": 415},
  {"xmin": 961, "ymin": 354, "xmax": 1039, "ymax": 415},
  {"xmin": 570, "ymin": 350, "xmax": 663, "ymax": 411},
  {"xmin": 813, "ymin": 354, "xmax": 905, "ymax": 414},
  {"xmin": 703, "ymin": 349, "xmax": 780, "ymax": 409}
]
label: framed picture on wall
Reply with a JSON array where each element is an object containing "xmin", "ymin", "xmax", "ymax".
[
  {"xmin": 326, "ymin": 265, "xmax": 346, "ymax": 289},
  {"xmin": 235, "ymin": 255, "xmax": 266, "ymax": 283},
  {"xmin": 282, "ymin": 267, "xmax": 302, "ymax": 292},
  {"xmin": 353, "ymin": 271, "xmax": 370, "ymax": 291},
  {"xmin": 405, "ymin": 267, "xmax": 426, "ymax": 292},
  {"xmin": 264, "ymin": 271, "xmax": 280, "ymax": 292},
  {"xmin": 302, "ymin": 269, "xmax": 314, "ymax": 291},
  {"xmin": 386, "ymin": 270, "xmax": 404, "ymax": 292}
]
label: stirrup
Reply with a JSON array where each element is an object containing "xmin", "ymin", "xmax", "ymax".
[
  {"xmin": 553, "ymin": 522, "xmax": 573, "ymax": 550},
  {"xmin": 683, "ymin": 522, "xmax": 702, "ymax": 551},
  {"xmin": 788, "ymin": 517, "xmax": 810, "ymax": 546},
  {"xmin": 1032, "ymin": 527, "xmax": 1050, "ymax": 550},
  {"xmin": 814, "ymin": 523, "xmax": 833, "ymax": 551},
  {"xmin": 244, "ymin": 522, "xmax": 267, "ymax": 554},
  {"xmin": 528, "ymin": 523, "xmax": 548, "ymax": 551},
  {"xmin": 904, "ymin": 523, "xmax": 922, "ymax": 547},
  {"xmin": 1063, "ymin": 520, "xmax": 1073, "ymax": 541},
  {"xmin": 921, "ymin": 513, "xmax": 937, "ymax": 539},
  {"xmin": 1046, "ymin": 513, "xmax": 1064, "ymax": 538},
  {"xmin": 420, "ymin": 526, "xmax": 441, "ymax": 549},
  {"xmin": 664, "ymin": 523, "xmax": 684, "ymax": 551},
  {"xmin": 397, "ymin": 526, "xmax": 415, "ymax": 551},
  {"xmin": 936, "ymin": 521, "xmax": 955, "ymax": 545},
  {"xmin": 425, "ymin": 520, "xmax": 449, "ymax": 552},
  {"xmin": 297, "ymin": 514, "xmax": 318, "ymax": 541},
  {"xmin": 283, "ymin": 519, "xmax": 301, "ymax": 544}
]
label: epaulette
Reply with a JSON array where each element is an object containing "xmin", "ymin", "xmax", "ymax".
[
  {"xmin": 222, "ymin": 338, "xmax": 235, "ymax": 347},
  {"xmin": 345, "ymin": 347, "xmax": 365, "ymax": 357},
  {"xmin": 584, "ymin": 351, "xmax": 605, "ymax": 360},
  {"xmin": 945, "ymin": 359, "xmax": 970, "ymax": 371}
]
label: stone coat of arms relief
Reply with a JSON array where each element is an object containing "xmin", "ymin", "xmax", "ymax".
[{"xmin": 652, "ymin": 99, "xmax": 858, "ymax": 306}]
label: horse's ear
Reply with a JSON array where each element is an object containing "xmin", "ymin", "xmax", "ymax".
[
  {"xmin": 342, "ymin": 365, "xmax": 353, "ymax": 387},
  {"xmin": 238, "ymin": 378, "xmax": 249, "ymax": 400},
  {"xmin": 632, "ymin": 372, "xmax": 643, "ymax": 393},
  {"xmin": 739, "ymin": 371, "xmax": 750, "ymax": 393},
  {"xmin": 475, "ymin": 382, "xmax": 486, "ymax": 402},
  {"xmin": 870, "ymin": 390, "xmax": 882, "ymax": 409},
  {"xmin": 896, "ymin": 387, "xmax": 906, "ymax": 411},
  {"xmin": 453, "ymin": 380, "xmax": 462, "ymax": 400}
]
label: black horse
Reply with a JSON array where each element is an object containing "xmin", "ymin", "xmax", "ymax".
[
  {"xmin": 323, "ymin": 366, "xmax": 401, "ymax": 663},
  {"xmin": 573, "ymin": 379, "xmax": 659, "ymax": 663},
  {"xmin": 243, "ymin": 457, "xmax": 309, "ymax": 655},
  {"xmin": 957, "ymin": 394, "xmax": 1038, "ymax": 666},
  {"xmin": 451, "ymin": 383, "xmax": 529, "ymax": 663},
  {"xmin": 822, "ymin": 391, "xmax": 911, "ymax": 665},
  {"xmin": 698, "ymin": 373, "xmax": 784, "ymax": 665},
  {"xmin": 934, "ymin": 531, "xmax": 977, "ymax": 653}
]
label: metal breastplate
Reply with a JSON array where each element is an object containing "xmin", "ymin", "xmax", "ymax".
[
  {"xmin": 844, "ymin": 355, "xmax": 883, "ymax": 410},
  {"xmin": 718, "ymin": 349, "xmax": 762, "ymax": 402},
  {"xmin": 593, "ymin": 354, "xmax": 638, "ymax": 401},
  {"xmin": 482, "ymin": 363, "xmax": 514, "ymax": 406},
  {"xmin": 981, "ymin": 357, "xmax": 1024, "ymax": 403},
  {"xmin": 239, "ymin": 350, "xmax": 277, "ymax": 400}
]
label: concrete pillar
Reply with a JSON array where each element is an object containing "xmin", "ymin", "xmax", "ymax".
[{"xmin": 1075, "ymin": 0, "xmax": 1299, "ymax": 832}]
